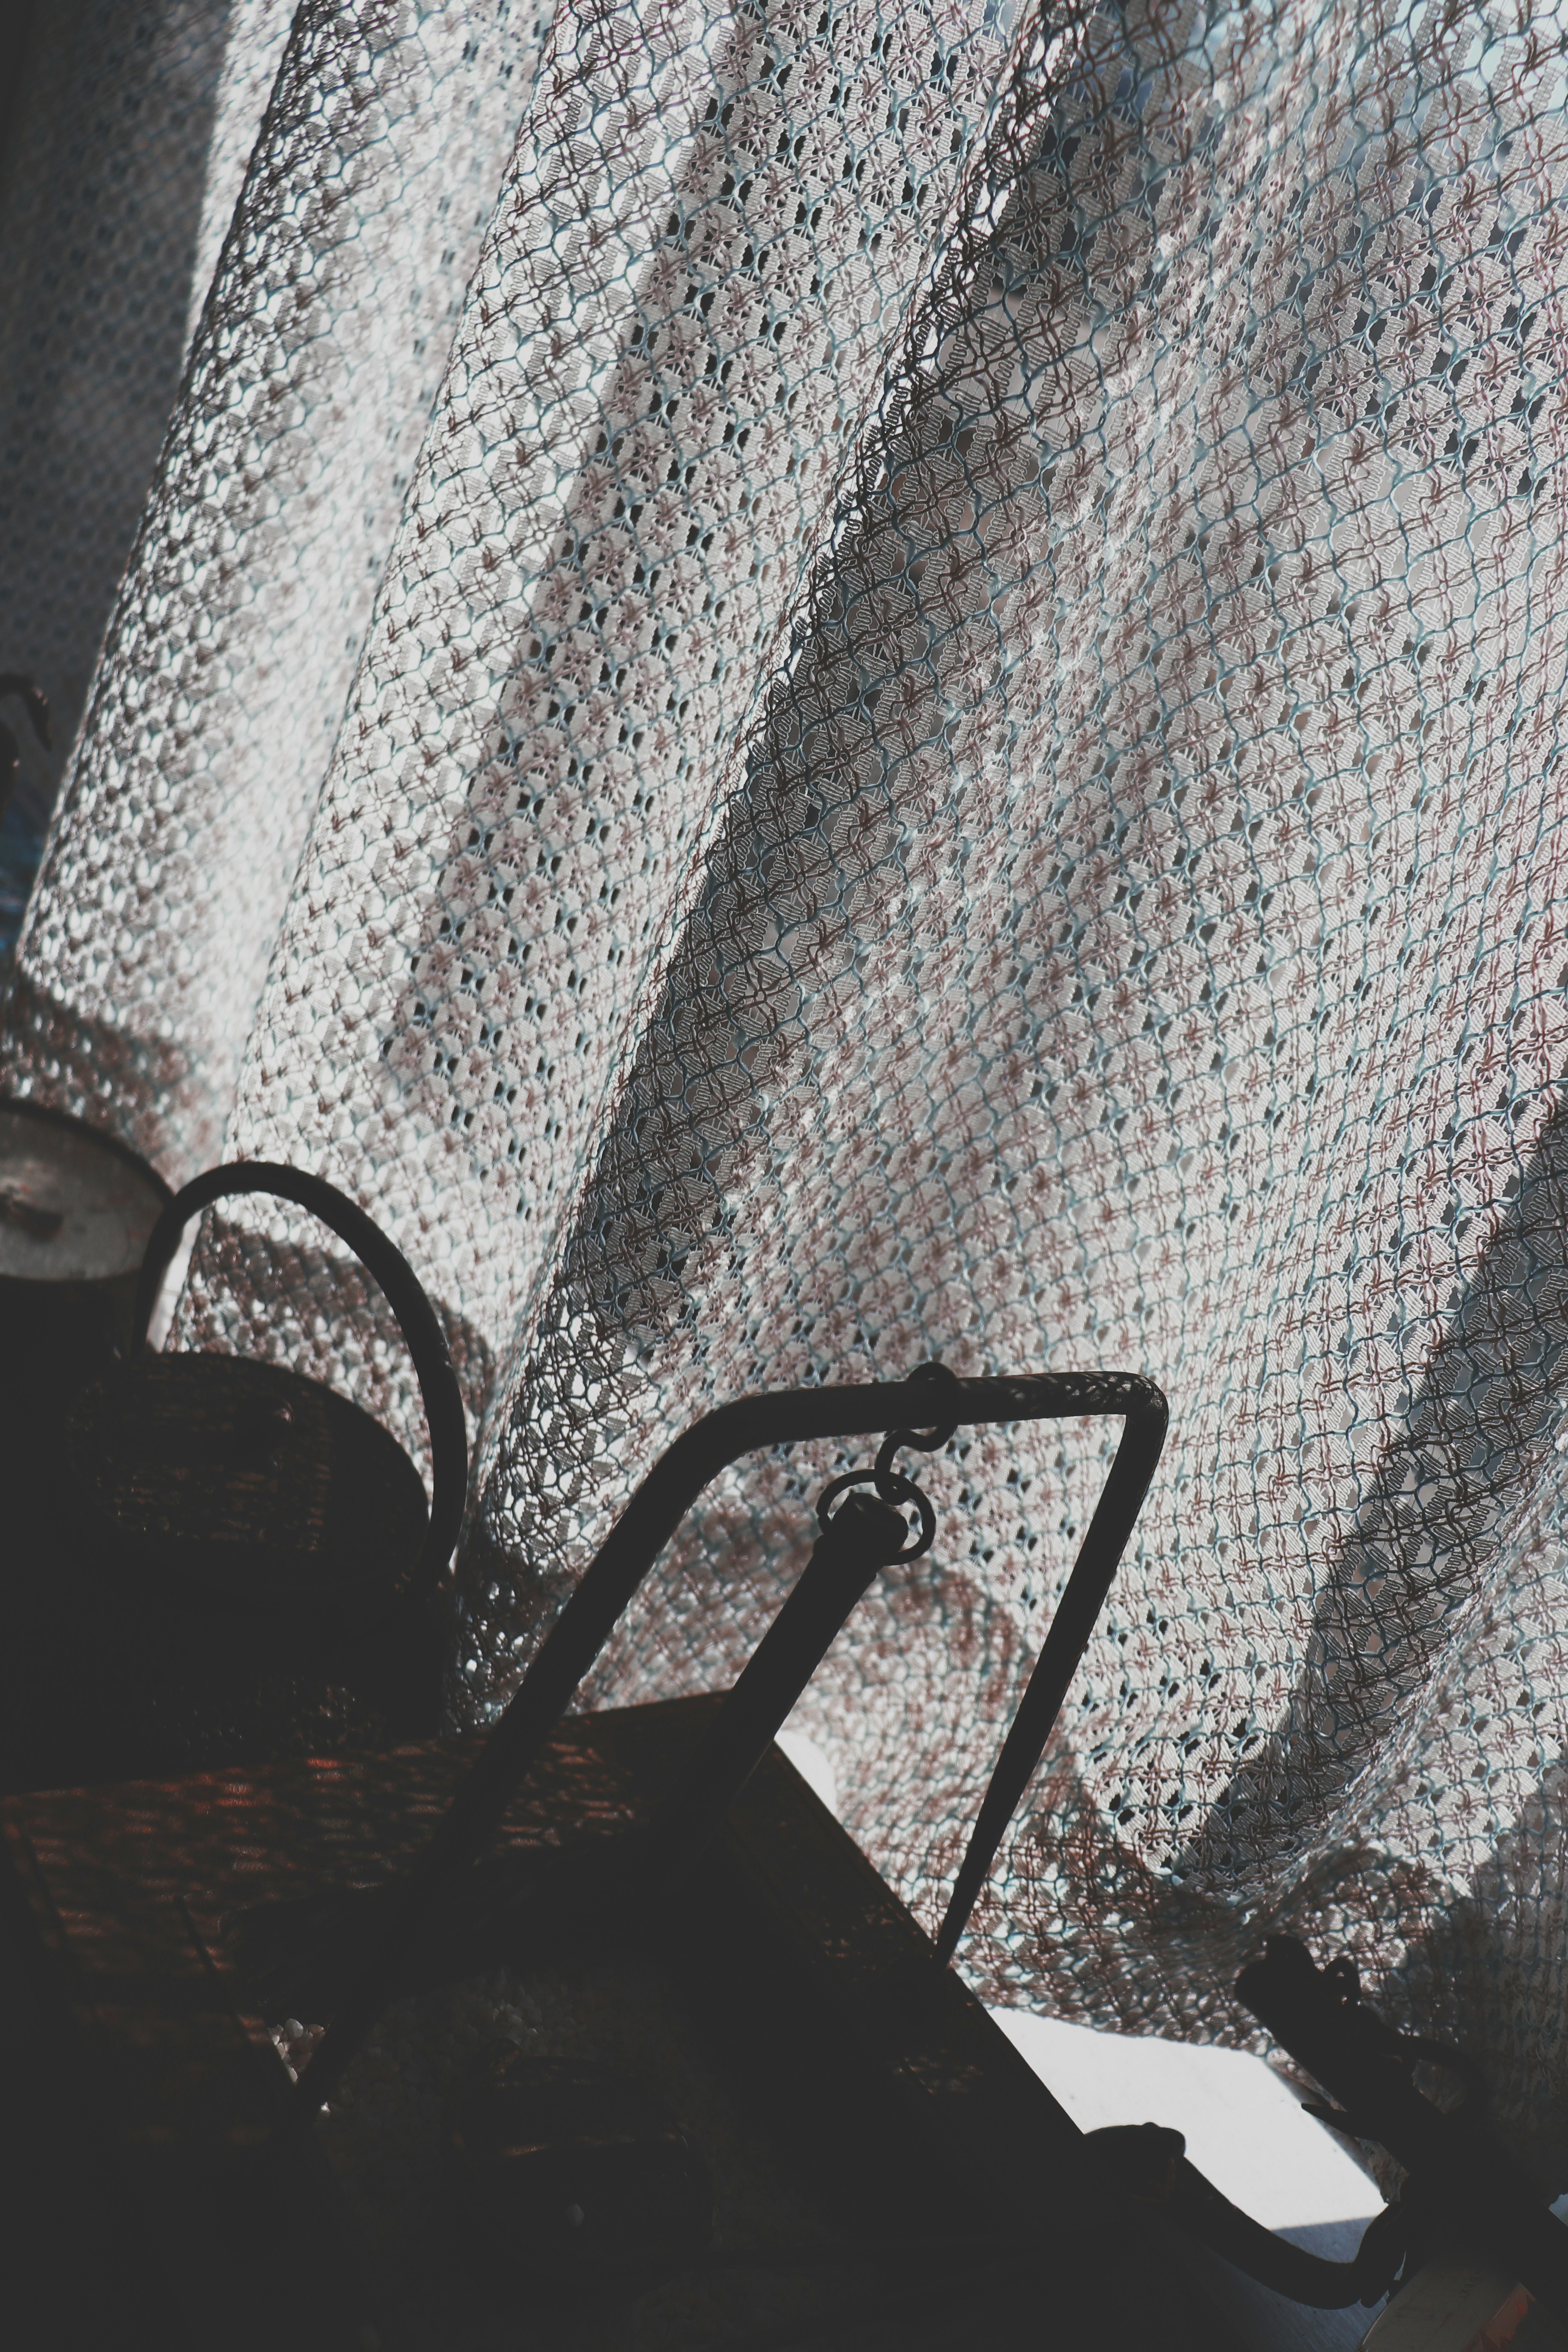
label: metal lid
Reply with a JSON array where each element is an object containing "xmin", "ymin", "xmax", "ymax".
[{"xmin": 0, "ymin": 1104, "xmax": 167, "ymax": 1283}]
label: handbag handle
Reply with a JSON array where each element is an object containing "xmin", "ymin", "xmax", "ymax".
[{"xmin": 130, "ymin": 1162, "xmax": 467, "ymax": 1594}]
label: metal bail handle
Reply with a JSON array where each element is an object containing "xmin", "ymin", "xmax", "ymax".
[
  {"xmin": 131, "ymin": 1163, "xmax": 468, "ymax": 1595},
  {"xmin": 290, "ymin": 1366, "xmax": 1167, "ymax": 2125}
]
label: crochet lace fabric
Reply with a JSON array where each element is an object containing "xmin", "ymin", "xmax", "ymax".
[
  {"xmin": 8, "ymin": 0, "xmax": 1568, "ymax": 2188},
  {"xmin": 2, "ymin": 0, "xmax": 548, "ymax": 1156},
  {"xmin": 0, "ymin": 0, "xmax": 251, "ymax": 864}
]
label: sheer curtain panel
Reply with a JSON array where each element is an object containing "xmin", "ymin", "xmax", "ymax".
[{"xmin": 7, "ymin": 0, "xmax": 1568, "ymax": 2198}]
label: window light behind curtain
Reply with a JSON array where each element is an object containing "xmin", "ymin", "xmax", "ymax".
[
  {"xmin": 7, "ymin": 0, "xmax": 1568, "ymax": 2196},
  {"xmin": 0, "ymin": 0, "xmax": 292, "ymax": 886}
]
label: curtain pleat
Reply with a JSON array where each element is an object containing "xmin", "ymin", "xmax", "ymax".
[
  {"xmin": 0, "ymin": 0, "xmax": 243, "ymax": 840},
  {"xmin": 2, "ymin": 0, "xmax": 549, "ymax": 1167},
  {"xmin": 172, "ymin": 0, "xmax": 1035, "ymax": 1429},
  {"xmin": 184, "ymin": 0, "xmax": 298, "ymax": 351},
  {"xmin": 464, "ymin": 0, "xmax": 1568, "ymax": 2181}
]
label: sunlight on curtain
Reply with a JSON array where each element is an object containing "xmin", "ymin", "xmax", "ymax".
[
  {"xmin": 2, "ymin": 0, "xmax": 550, "ymax": 1169},
  {"xmin": 7, "ymin": 0, "xmax": 1568, "ymax": 2196}
]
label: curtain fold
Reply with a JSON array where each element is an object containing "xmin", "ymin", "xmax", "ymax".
[
  {"xmin": 172, "ymin": 0, "xmax": 1036, "ymax": 1430},
  {"xmin": 7, "ymin": 0, "xmax": 1568, "ymax": 2192},
  {"xmin": 185, "ymin": 0, "xmax": 300, "ymax": 352},
  {"xmin": 0, "ymin": 0, "xmax": 269, "ymax": 854},
  {"xmin": 2, "ymin": 0, "xmax": 549, "ymax": 1168}
]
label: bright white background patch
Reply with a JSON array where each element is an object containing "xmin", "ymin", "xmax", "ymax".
[{"xmin": 992, "ymin": 2009, "xmax": 1381, "ymax": 2352}]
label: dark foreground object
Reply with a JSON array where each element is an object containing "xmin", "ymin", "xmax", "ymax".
[
  {"xmin": 0, "ymin": 1697, "xmax": 1246, "ymax": 2352},
  {"xmin": 0, "ymin": 1157, "xmax": 466, "ymax": 1792},
  {"xmin": 1239, "ymin": 1937, "xmax": 1568, "ymax": 2324}
]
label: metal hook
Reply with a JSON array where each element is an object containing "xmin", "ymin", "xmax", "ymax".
[
  {"xmin": 292, "ymin": 1361, "xmax": 1168, "ymax": 2117},
  {"xmin": 817, "ymin": 1358, "xmax": 959, "ymax": 1561},
  {"xmin": 871, "ymin": 1358, "xmax": 961, "ymax": 1494}
]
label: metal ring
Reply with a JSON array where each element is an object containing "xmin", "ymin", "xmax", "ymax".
[{"xmin": 816, "ymin": 1467, "xmax": 936, "ymax": 1561}]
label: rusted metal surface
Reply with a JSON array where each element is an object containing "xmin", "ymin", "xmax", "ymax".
[
  {"xmin": 0, "ymin": 1099, "xmax": 171, "ymax": 1433},
  {"xmin": 0, "ymin": 1098, "xmax": 166, "ymax": 1284}
]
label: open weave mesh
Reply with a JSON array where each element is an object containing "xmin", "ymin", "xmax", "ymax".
[
  {"xmin": 9, "ymin": 0, "xmax": 1568, "ymax": 2192},
  {"xmin": 3, "ymin": 0, "xmax": 549, "ymax": 1160},
  {"xmin": 0, "ymin": 0, "xmax": 283, "ymax": 936}
]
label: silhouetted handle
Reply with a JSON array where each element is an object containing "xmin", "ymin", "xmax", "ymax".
[
  {"xmin": 133, "ymin": 1161, "xmax": 467, "ymax": 1594},
  {"xmin": 635, "ymin": 1488, "xmax": 912, "ymax": 1900},
  {"xmin": 1087, "ymin": 2124, "xmax": 1406, "ymax": 2307},
  {"xmin": 1238, "ymin": 1938, "xmax": 1568, "ymax": 2325},
  {"xmin": 293, "ymin": 1369, "xmax": 1165, "ymax": 2123}
]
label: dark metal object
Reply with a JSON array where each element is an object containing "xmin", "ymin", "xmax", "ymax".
[
  {"xmin": 0, "ymin": 1098, "xmax": 172, "ymax": 1448},
  {"xmin": 0, "ymin": 1699, "xmax": 1246, "ymax": 2352},
  {"xmin": 0, "ymin": 672, "xmax": 49, "ymax": 820},
  {"xmin": 221, "ymin": 1466, "xmax": 902, "ymax": 2012},
  {"xmin": 294, "ymin": 1365, "xmax": 1166, "ymax": 2117},
  {"xmin": 811, "ymin": 1362, "xmax": 961, "ymax": 1560},
  {"xmin": 627, "ymin": 1486, "xmax": 914, "ymax": 1910},
  {"xmin": 1, "ymin": 1161, "xmax": 467, "ymax": 1793},
  {"xmin": 221, "ymin": 1454, "xmax": 935, "ymax": 2020},
  {"xmin": 1089, "ymin": 1936, "xmax": 1566, "ymax": 2319},
  {"xmin": 1089, "ymin": 2120, "xmax": 1407, "ymax": 2308},
  {"xmin": 445, "ymin": 2055, "xmax": 712, "ymax": 2293},
  {"xmin": 1234, "ymin": 1936, "xmax": 1568, "ymax": 2324},
  {"xmin": 66, "ymin": 1160, "xmax": 466, "ymax": 1635}
]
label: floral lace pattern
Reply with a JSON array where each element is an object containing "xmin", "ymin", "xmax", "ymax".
[{"xmin": 195, "ymin": 0, "xmax": 1023, "ymax": 1394}]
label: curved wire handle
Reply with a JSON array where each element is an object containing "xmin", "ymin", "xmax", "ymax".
[
  {"xmin": 292, "ymin": 1363, "xmax": 1167, "ymax": 2119},
  {"xmin": 1087, "ymin": 2123, "xmax": 1408, "ymax": 2308},
  {"xmin": 131, "ymin": 1162, "xmax": 468, "ymax": 1597},
  {"xmin": 1238, "ymin": 1936, "xmax": 1568, "ymax": 2324}
]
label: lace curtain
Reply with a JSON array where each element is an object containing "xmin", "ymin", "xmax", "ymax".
[
  {"xmin": 8, "ymin": 0, "xmax": 1568, "ymax": 2195},
  {"xmin": 0, "ymin": 0, "xmax": 296, "ymax": 844}
]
